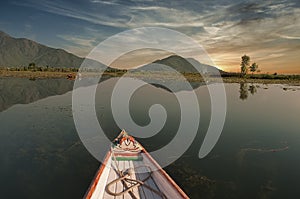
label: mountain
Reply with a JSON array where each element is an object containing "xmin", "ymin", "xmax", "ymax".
[
  {"xmin": 185, "ymin": 58, "xmax": 225, "ymax": 74},
  {"xmin": 0, "ymin": 30, "xmax": 224, "ymax": 74},
  {"xmin": 0, "ymin": 31, "xmax": 103, "ymax": 68},
  {"xmin": 135, "ymin": 55, "xmax": 225, "ymax": 75}
]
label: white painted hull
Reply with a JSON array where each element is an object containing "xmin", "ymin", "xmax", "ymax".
[{"xmin": 84, "ymin": 131, "xmax": 189, "ymax": 199}]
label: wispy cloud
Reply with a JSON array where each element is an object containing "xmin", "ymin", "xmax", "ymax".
[
  {"xmin": 89, "ymin": 0, "xmax": 120, "ymax": 5},
  {"xmin": 10, "ymin": 0, "xmax": 300, "ymax": 73},
  {"xmin": 277, "ymin": 34, "xmax": 300, "ymax": 40},
  {"xmin": 14, "ymin": 0, "xmax": 130, "ymax": 28},
  {"xmin": 57, "ymin": 35, "xmax": 94, "ymax": 57},
  {"xmin": 56, "ymin": 26, "xmax": 113, "ymax": 56}
]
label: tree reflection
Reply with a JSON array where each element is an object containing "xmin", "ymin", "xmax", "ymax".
[
  {"xmin": 239, "ymin": 83, "xmax": 248, "ymax": 100},
  {"xmin": 239, "ymin": 83, "xmax": 258, "ymax": 100},
  {"xmin": 249, "ymin": 84, "xmax": 257, "ymax": 95}
]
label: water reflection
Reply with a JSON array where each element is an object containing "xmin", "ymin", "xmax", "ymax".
[
  {"xmin": 249, "ymin": 84, "xmax": 257, "ymax": 95},
  {"xmin": 239, "ymin": 83, "xmax": 249, "ymax": 100},
  {"xmin": 1, "ymin": 79, "xmax": 300, "ymax": 199},
  {"xmin": 0, "ymin": 78, "xmax": 74, "ymax": 112},
  {"xmin": 239, "ymin": 83, "xmax": 258, "ymax": 100},
  {"xmin": 0, "ymin": 75, "xmax": 205, "ymax": 113}
]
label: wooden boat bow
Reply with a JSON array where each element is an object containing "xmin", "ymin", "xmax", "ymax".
[{"xmin": 84, "ymin": 130, "xmax": 189, "ymax": 199}]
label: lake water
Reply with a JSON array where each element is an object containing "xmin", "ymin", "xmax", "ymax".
[{"xmin": 0, "ymin": 77, "xmax": 300, "ymax": 199}]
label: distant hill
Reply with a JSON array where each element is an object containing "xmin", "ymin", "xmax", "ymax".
[
  {"xmin": 135, "ymin": 55, "xmax": 224, "ymax": 75},
  {"xmin": 0, "ymin": 30, "xmax": 224, "ymax": 74},
  {"xmin": 0, "ymin": 31, "xmax": 103, "ymax": 68}
]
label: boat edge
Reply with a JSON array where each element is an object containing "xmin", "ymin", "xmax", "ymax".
[
  {"xmin": 84, "ymin": 149, "xmax": 111, "ymax": 199},
  {"xmin": 142, "ymin": 148, "xmax": 190, "ymax": 199}
]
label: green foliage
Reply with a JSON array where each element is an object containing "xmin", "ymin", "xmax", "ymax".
[
  {"xmin": 240, "ymin": 55, "xmax": 259, "ymax": 77},
  {"xmin": 240, "ymin": 55, "xmax": 250, "ymax": 77},
  {"xmin": 2, "ymin": 65, "xmax": 80, "ymax": 73},
  {"xmin": 247, "ymin": 74, "xmax": 300, "ymax": 80},
  {"xmin": 28, "ymin": 62, "xmax": 36, "ymax": 68},
  {"xmin": 250, "ymin": 62, "xmax": 258, "ymax": 74}
]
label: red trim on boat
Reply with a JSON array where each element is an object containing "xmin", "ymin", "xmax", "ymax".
[
  {"xmin": 142, "ymin": 148, "xmax": 190, "ymax": 199},
  {"xmin": 84, "ymin": 150, "xmax": 111, "ymax": 199}
]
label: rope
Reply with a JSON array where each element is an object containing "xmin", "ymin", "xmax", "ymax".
[
  {"xmin": 105, "ymin": 149, "xmax": 167, "ymax": 199},
  {"xmin": 111, "ymin": 148, "xmax": 138, "ymax": 199}
]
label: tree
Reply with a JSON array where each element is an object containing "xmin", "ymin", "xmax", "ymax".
[
  {"xmin": 28, "ymin": 62, "xmax": 36, "ymax": 71},
  {"xmin": 249, "ymin": 62, "xmax": 258, "ymax": 75},
  {"xmin": 240, "ymin": 55, "xmax": 250, "ymax": 77}
]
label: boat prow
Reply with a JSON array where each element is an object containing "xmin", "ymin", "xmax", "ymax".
[{"xmin": 84, "ymin": 130, "xmax": 189, "ymax": 199}]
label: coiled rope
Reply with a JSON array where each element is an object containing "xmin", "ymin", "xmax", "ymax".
[{"xmin": 105, "ymin": 149, "xmax": 167, "ymax": 199}]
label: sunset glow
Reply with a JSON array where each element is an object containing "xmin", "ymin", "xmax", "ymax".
[{"xmin": 0, "ymin": 0, "xmax": 299, "ymax": 74}]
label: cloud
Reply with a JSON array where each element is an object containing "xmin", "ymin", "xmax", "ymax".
[
  {"xmin": 14, "ymin": 0, "xmax": 130, "ymax": 28},
  {"xmin": 57, "ymin": 35, "xmax": 95, "ymax": 48},
  {"xmin": 14, "ymin": 0, "xmax": 213, "ymax": 29},
  {"xmin": 110, "ymin": 49, "xmax": 172, "ymax": 69},
  {"xmin": 277, "ymin": 34, "xmax": 300, "ymax": 40},
  {"xmin": 12, "ymin": 0, "xmax": 300, "ymax": 73},
  {"xmin": 57, "ymin": 35, "xmax": 95, "ymax": 56},
  {"xmin": 56, "ymin": 26, "xmax": 114, "ymax": 56},
  {"xmin": 89, "ymin": 0, "xmax": 120, "ymax": 5}
]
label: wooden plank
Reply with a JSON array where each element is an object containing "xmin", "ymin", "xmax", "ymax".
[
  {"xmin": 125, "ymin": 161, "xmax": 141, "ymax": 199},
  {"xmin": 116, "ymin": 160, "xmax": 141, "ymax": 199},
  {"xmin": 103, "ymin": 160, "xmax": 118, "ymax": 199},
  {"xmin": 90, "ymin": 157, "xmax": 112, "ymax": 199},
  {"xmin": 132, "ymin": 161, "xmax": 149, "ymax": 199},
  {"xmin": 123, "ymin": 160, "xmax": 131, "ymax": 199},
  {"xmin": 141, "ymin": 153, "xmax": 188, "ymax": 199},
  {"xmin": 133, "ymin": 160, "xmax": 163, "ymax": 199},
  {"xmin": 123, "ymin": 161, "xmax": 132, "ymax": 199},
  {"xmin": 85, "ymin": 130, "xmax": 188, "ymax": 199},
  {"xmin": 86, "ymin": 150, "xmax": 111, "ymax": 199},
  {"xmin": 115, "ymin": 161, "xmax": 125, "ymax": 199}
]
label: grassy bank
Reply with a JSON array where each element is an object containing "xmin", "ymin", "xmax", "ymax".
[
  {"xmin": 0, "ymin": 70, "xmax": 75, "ymax": 79},
  {"xmin": 1, "ymin": 69, "xmax": 300, "ymax": 85},
  {"xmin": 221, "ymin": 77, "xmax": 300, "ymax": 85}
]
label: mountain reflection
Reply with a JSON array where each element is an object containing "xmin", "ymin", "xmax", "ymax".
[
  {"xmin": 0, "ymin": 78, "xmax": 74, "ymax": 112},
  {"xmin": 0, "ymin": 75, "xmax": 205, "ymax": 113}
]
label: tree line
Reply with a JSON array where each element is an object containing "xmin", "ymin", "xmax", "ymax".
[
  {"xmin": 0, "ymin": 62, "xmax": 129, "ymax": 73},
  {"xmin": 0, "ymin": 62, "xmax": 79, "ymax": 72}
]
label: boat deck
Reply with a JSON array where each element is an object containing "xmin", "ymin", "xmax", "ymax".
[
  {"xmin": 87, "ymin": 152, "xmax": 188, "ymax": 199},
  {"xmin": 85, "ymin": 130, "xmax": 189, "ymax": 199}
]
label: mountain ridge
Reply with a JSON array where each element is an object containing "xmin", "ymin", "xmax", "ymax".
[
  {"xmin": 0, "ymin": 30, "xmax": 224, "ymax": 74},
  {"xmin": 136, "ymin": 55, "xmax": 224, "ymax": 74},
  {"xmin": 0, "ymin": 31, "xmax": 88, "ymax": 68}
]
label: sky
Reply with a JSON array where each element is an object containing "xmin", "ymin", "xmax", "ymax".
[{"xmin": 0, "ymin": 0, "xmax": 299, "ymax": 73}]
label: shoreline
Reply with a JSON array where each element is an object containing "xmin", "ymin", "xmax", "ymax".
[
  {"xmin": 1, "ymin": 70, "xmax": 300, "ymax": 85},
  {"xmin": 220, "ymin": 77, "xmax": 300, "ymax": 85}
]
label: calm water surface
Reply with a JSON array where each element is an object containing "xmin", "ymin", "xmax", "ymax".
[{"xmin": 0, "ymin": 77, "xmax": 300, "ymax": 199}]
